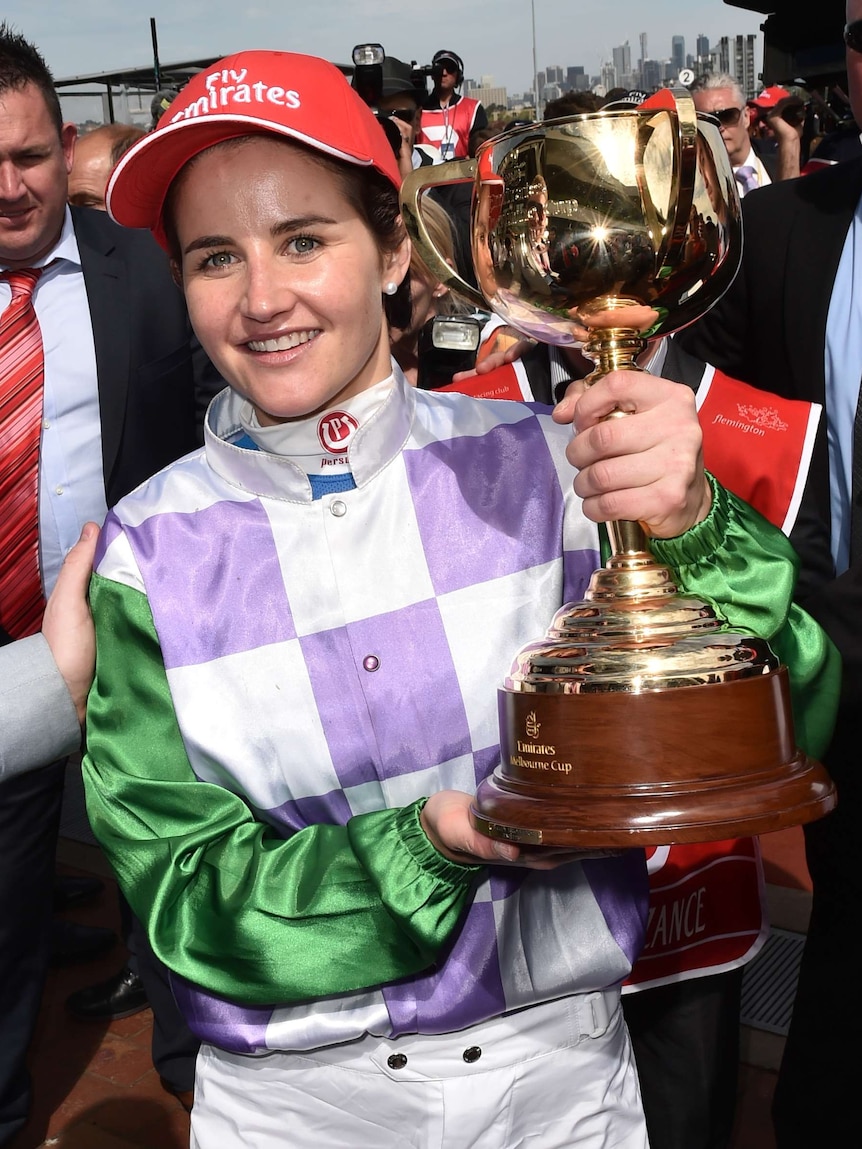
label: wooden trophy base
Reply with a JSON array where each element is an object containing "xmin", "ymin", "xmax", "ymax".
[{"xmin": 471, "ymin": 668, "xmax": 835, "ymax": 847}]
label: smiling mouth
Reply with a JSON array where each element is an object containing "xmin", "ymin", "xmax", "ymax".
[{"xmin": 247, "ymin": 330, "xmax": 321, "ymax": 352}]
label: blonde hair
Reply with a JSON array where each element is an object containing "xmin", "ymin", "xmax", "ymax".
[{"xmin": 413, "ymin": 195, "xmax": 471, "ymax": 316}]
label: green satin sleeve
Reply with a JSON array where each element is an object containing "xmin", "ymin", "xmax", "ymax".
[
  {"xmin": 82, "ymin": 573, "xmax": 480, "ymax": 1007},
  {"xmin": 649, "ymin": 474, "xmax": 840, "ymax": 760}
]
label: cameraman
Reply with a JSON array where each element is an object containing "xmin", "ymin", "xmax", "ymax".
[
  {"xmin": 378, "ymin": 56, "xmax": 443, "ymax": 179},
  {"xmin": 417, "ymin": 49, "xmax": 487, "ymax": 160}
]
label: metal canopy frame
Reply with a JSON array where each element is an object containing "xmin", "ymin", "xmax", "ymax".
[{"xmin": 53, "ymin": 57, "xmax": 221, "ymax": 122}]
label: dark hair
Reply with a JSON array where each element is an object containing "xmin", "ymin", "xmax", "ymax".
[
  {"xmin": 543, "ymin": 91, "xmax": 602, "ymax": 120},
  {"xmin": 0, "ymin": 21, "xmax": 64, "ymax": 138},
  {"xmin": 162, "ymin": 135, "xmax": 412, "ymax": 328}
]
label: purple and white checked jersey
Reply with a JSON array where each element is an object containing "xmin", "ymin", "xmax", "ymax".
[{"xmin": 95, "ymin": 370, "xmax": 649, "ymax": 1054}]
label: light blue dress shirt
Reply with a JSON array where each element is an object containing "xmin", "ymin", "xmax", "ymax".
[
  {"xmin": 0, "ymin": 208, "xmax": 108, "ymax": 598},
  {"xmin": 824, "ymin": 193, "xmax": 862, "ymax": 575}
]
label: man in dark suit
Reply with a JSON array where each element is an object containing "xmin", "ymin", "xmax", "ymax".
[
  {"xmin": 674, "ymin": 11, "xmax": 862, "ymax": 1143},
  {"xmin": 0, "ymin": 24, "xmax": 216, "ymax": 1143},
  {"xmin": 690, "ymin": 74, "xmax": 780, "ymax": 195}
]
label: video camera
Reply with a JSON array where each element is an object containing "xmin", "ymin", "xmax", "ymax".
[{"xmin": 351, "ymin": 44, "xmax": 429, "ymax": 158}]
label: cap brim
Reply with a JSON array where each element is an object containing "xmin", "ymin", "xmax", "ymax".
[{"xmin": 107, "ymin": 113, "xmax": 379, "ymax": 250}]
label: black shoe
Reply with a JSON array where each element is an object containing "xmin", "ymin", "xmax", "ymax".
[
  {"xmin": 49, "ymin": 920, "xmax": 117, "ymax": 967},
  {"xmin": 53, "ymin": 875, "xmax": 105, "ymax": 912},
  {"xmin": 66, "ymin": 965, "xmax": 149, "ymax": 1020}
]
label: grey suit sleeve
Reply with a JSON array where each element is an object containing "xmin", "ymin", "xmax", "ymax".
[{"xmin": 0, "ymin": 634, "xmax": 81, "ymax": 780}]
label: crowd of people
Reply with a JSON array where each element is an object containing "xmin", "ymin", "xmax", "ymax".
[{"xmin": 1, "ymin": 8, "xmax": 861, "ymax": 1149}]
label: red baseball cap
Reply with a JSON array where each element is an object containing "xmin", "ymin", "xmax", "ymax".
[
  {"xmin": 107, "ymin": 50, "xmax": 402, "ymax": 250},
  {"xmin": 749, "ymin": 85, "xmax": 791, "ymax": 110}
]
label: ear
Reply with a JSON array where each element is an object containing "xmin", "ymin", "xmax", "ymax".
[
  {"xmin": 61, "ymin": 122, "xmax": 77, "ymax": 176},
  {"xmin": 381, "ymin": 224, "xmax": 412, "ymax": 291}
]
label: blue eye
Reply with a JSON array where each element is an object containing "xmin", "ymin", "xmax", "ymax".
[
  {"xmin": 200, "ymin": 250, "xmax": 235, "ymax": 270},
  {"xmin": 289, "ymin": 235, "xmax": 319, "ymax": 255}
]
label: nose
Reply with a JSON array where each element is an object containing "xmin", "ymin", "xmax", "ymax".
[
  {"xmin": 242, "ymin": 253, "xmax": 297, "ymax": 323},
  {"xmin": 0, "ymin": 162, "xmax": 26, "ymax": 202}
]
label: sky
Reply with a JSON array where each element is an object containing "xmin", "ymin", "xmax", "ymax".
[{"xmin": 3, "ymin": 1, "xmax": 767, "ymax": 116}]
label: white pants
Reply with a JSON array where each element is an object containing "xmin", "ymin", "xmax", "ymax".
[{"xmin": 190, "ymin": 989, "xmax": 648, "ymax": 1148}]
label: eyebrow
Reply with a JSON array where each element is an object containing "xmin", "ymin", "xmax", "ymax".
[
  {"xmin": 272, "ymin": 215, "xmax": 339, "ymax": 235},
  {"xmin": 182, "ymin": 215, "xmax": 341, "ymax": 256},
  {"xmin": 183, "ymin": 234, "xmax": 232, "ymax": 255}
]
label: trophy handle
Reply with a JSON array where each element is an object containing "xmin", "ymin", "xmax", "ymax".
[
  {"xmin": 658, "ymin": 87, "xmax": 699, "ymax": 275},
  {"xmin": 400, "ymin": 161, "xmax": 488, "ymax": 309}
]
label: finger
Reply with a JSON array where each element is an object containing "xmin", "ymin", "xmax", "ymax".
[
  {"xmin": 571, "ymin": 377, "xmax": 645, "ymax": 431},
  {"xmin": 567, "ymin": 410, "xmax": 665, "ymax": 473},
  {"xmin": 55, "ymin": 522, "xmax": 100, "ymax": 596},
  {"xmin": 451, "ymin": 366, "xmax": 480, "ymax": 382},
  {"xmin": 569, "ymin": 418, "xmax": 700, "ymax": 482},
  {"xmin": 456, "ymin": 832, "xmax": 520, "ymax": 864},
  {"xmin": 576, "ymin": 474, "xmax": 711, "ymax": 536},
  {"xmin": 574, "ymin": 483, "xmax": 672, "ymax": 531},
  {"xmin": 551, "ymin": 379, "xmax": 586, "ymax": 425},
  {"xmin": 500, "ymin": 338, "xmax": 534, "ymax": 364},
  {"xmin": 487, "ymin": 846, "xmax": 622, "ymax": 870},
  {"xmin": 572, "ymin": 372, "xmax": 697, "ymax": 433},
  {"xmin": 423, "ymin": 792, "xmax": 521, "ymax": 863},
  {"xmin": 467, "ymin": 338, "xmax": 535, "ymax": 378},
  {"xmin": 472, "ymin": 354, "xmax": 507, "ymax": 375}
]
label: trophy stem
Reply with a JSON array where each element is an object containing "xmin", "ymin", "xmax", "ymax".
[
  {"xmin": 582, "ymin": 327, "xmax": 647, "ymax": 382},
  {"xmin": 582, "ymin": 327, "xmax": 658, "ymax": 565},
  {"xmin": 606, "ymin": 522, "xmax": 652, "ymax": 559}
]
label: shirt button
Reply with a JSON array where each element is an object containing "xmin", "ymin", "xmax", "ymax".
[
  {"xmin": 55, "ymin": 485, "xmax": 64, "ymax": 495},
  {"xmin": 387, "ymin": 1053, "xmax": 408, "ymax": 1070},
  {"xmin": 463, "ymin": 1046, "xmax": 482, "ymax": 1063},
  {"xmin": 362, "ymin": 655, "xmax": 380, "ymax": 672},
  {"xmin": 330, "ymin": 500, "xmax": 347, "ymax": 517},
  {"xmin": 42, "ymin": 418, "xmax": 51, "ymax": 429}
]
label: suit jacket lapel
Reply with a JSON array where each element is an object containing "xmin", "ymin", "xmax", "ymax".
[{"xmin": 71, "ymin": 207, "xmax": 130, "ymax": 497}]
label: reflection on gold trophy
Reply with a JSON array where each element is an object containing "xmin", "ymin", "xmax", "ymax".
[{"xmin": 401, "ymin": 91, "xmax": 835, "ymax": 846}]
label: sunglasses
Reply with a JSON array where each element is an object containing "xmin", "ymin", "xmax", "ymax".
[
  {"xmin": 711, "ymin": 106, "xmax": 744, "ymax": 127},
  {"xmin": 384, "ymin": 107, "xmax": 418, "ymax": 122},
  {"xmin": 437, "ymin": 62, "xmax": 459, "ymax": 74},
  {"xmin": 845, "ymin": 20, "xmax": 862, "ymax": 53}
]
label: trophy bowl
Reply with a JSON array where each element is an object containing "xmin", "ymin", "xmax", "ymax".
[
  {"xmin": 400, "ymin": 91, "xmax": 835, "ymax": 846},
  {"xmin": 402, "ymin": 90, "xmax": 740, "ymax": 360}
]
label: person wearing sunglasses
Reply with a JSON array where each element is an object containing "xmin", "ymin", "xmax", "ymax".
[
  {"xmin": 417, "ymin": 49, "xmax": 487, "ymax": 161},
  {"xmin": 691, "ymin": 73, "xmax": 775, "ymax": 196},
  {"xmin": 377, "ymin": 55, "xmax": 442, "ymax": 180},
  {"xmin": 675, "ymin": 5, "xmax": 862, "ymax": 1145}
]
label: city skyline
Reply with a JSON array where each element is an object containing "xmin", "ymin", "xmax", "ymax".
[{"xmin": 2, "ymin": 1, "xmax": 767, "ymax": 99}]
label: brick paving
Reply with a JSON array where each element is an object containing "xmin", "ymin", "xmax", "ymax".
[{"xmin": 8, "ymin": 856, "xmax": 189, "ymax": 1149}]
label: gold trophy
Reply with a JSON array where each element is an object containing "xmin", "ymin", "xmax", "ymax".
[{"xmin": 401, "ymin": 91, "xmax": 835, "ymax": 846}]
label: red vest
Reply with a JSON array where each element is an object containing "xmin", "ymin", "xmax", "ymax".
[{"xmin": 417, "ymin": 97, "xmax": 482, "ymax": 160}]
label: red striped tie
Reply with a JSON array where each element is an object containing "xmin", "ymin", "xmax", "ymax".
[{"xmin": 0, "ymin": 268, "xmax": 45, "ymax": 639}]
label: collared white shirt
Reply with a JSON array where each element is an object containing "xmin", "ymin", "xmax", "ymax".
[
  {"xmin": 732, "ymin": 147, "xmax": 772, "ymax": 197},
  {"xmin": 0, "ymin": 208, "xmax": 107, "ymax": 596}
]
